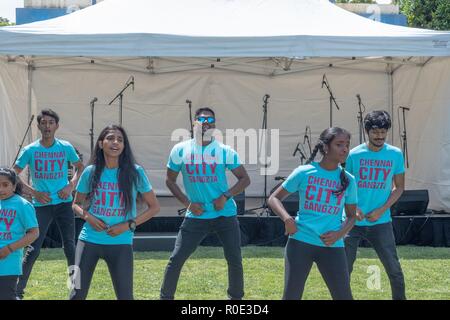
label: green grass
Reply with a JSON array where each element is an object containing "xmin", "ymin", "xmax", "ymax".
[{"xmin": 23, "ymin": 246, "xmax": 450, "ymax": 300}]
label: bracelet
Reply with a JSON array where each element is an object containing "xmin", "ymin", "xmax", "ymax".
[{"xmin": 6, "ymin": 244, "xmax": 14, "ymax": 253}]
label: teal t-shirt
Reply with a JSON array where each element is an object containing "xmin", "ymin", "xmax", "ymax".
[
  {"xmin": 282, "ymin": 162, "xmax": 357, "ymax": 248},
  {"xmin": 167, "ymin": 139, "xmax": 241, "ymax": 219},
  {"xmin": 0, "ymin": 194, "xmax": 38, "ymax": 276},
  {"xmin": 76, "ymin": 165, "xmax": 152, "ymax": 245},
  {"xmin": 346, "ymin": 143, "xmax": 405, "ymax": 227},
  {"xmin": 15, "ymin": 139, "xmax": 80, "ymax": 207}
]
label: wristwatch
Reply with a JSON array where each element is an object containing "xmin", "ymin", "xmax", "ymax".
[
  {"xmin": 128, "ymin": 219, "xmax": 137, "ymax": 232},
  {"xmin": 223, "ymin": 191, "xmax": 233, "ymax": 200}
]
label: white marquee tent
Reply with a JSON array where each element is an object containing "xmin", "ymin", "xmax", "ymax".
[{"xmin": 1, "ymin": 0, "xmax": 450, "ymax": 210}]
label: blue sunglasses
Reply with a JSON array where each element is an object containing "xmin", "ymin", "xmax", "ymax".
[{"xmin": 196, "ymin": 116, "xmax": 216, "ymax": 124}]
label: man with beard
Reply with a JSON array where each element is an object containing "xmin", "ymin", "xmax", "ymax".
[{"xmin": 344, "ymin": 110, "xmax": 406, "ymax": 300}]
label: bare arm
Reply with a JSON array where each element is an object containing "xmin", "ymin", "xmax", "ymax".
[
  {"xmin": 366, "ymin": 173, "xmax": 405, "ymax": 222},
  {"xmin": 0, "ymin": 228, "xmax": 39, "ymax": 260},
  {"xmin": 228, "ymin": 165, "xmax": 251, "ymax": 196},
  {"xmin": 72, "ymin": 191, "xmax": 107, "ymax": 231},
  {"xmin": 58, "ymin": 161, "xmax": 85, "ymax": 200},
  {"xmin": 212, "ymin": 165, "xmax": 251, "ymax": 211},
  {"xmin": 107, "ymin": 190, "xmax": 161, "ymax": 237},
  {"xmin": 166, "ymin": 168, "xmax": 190, "ymax": 207},
  {"xmin": 341, "ymin": 204, "xmax": 357, "ymax": 236},
  {"xmin": 134, "ymin": 190, "xmax": 160, "ymax": 226},
  {"xmin": 14, "ymin": 165, "xmax": 51, "ymax": 204},
  {"xmin": 268, "ymin": 186, "xmax": 297, "ymax": 235},
  {"xmin": 381, "ymin": 173, "xmax": 405, "ymax": 212},
  {"xmin": 13, "ymin": 165, "xmax": 34, "ymax": 196}
]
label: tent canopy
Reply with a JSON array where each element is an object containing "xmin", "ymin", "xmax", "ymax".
[
  {"xmin": 1, "ymin": 0, "xmax": 450, "ymax": 211},
  {"xmin": 0, "ymin": 0, "xmax": 450, "ymax": 57}
]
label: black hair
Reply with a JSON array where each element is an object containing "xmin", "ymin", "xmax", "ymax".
[
  {"xmin": 306, "ymin": 127, "xmax": 351, "ymax": 196},
  {"xmin": 195, "ymin": 107, "xmax": 215, "ymax": 119},
  {"xmin": 37, "ymin": 109, "xmax": 60, "ymax": 124},
  {"xmin": 89, "ymin": 125, "xmax": 139, "ymax": 216},
  {"xmin": 0, "ymin": 167, "xmax": 23, "ymax": 196},
  {"xmin": 364, "ymin": 110, "xmax": 391, "ymax": 132}
]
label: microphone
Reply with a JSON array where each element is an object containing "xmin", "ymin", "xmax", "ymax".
[
  {"xmin": 263, "ymin": 94, "xmax": 270, "ymax": 102},
  {"xmin": 186, "ymin": 99, "xmax": 192, "ymax": 104},
  {"xmin": 322, "ymin": 74, "xmax": 326, "ymax": 88},
  {"xmin": 356, "ymin": 94, "xmax": 361, "ymax": 104},
  {"xmin": 90, "ymin": 97, "xmax": 98, "ymax": 104},
  {"xmin": 399, "ymin": 106, "xmax": 410, "ymax": 111}
]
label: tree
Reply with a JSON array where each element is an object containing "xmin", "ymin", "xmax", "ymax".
[
  {"xmin": 336, "ymin": 0, "xmax": 376, "ymax": 3},
  {"xmin": 394, "ymin": 0, "xmax": 450, "ymax": 30},
  {"xmin": 0, "ymin": 17, "xmax": 13, "ymax": 27}
]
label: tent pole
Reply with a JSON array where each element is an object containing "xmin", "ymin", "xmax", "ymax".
[
  {"xmin": 26, "ymin": 60, "xmax": 34, "ymax": 185},
  {"xmin": 27, "ymin": 61, "xmax": 33, "ymax": 145},
  {"xmin": 387, "ymin": 64, "xmax": 394, "ymax": 145}
]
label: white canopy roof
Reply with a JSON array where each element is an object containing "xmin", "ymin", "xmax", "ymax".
[{"xmin": 1, "ymin": 0, "xmax": 449, "ymax": 57}]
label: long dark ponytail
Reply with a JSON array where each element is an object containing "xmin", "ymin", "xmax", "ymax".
[
  {"xmin": 306, "ymin": 127, "xmax": 351, "ymax": 196},
  {"xmin": 0, "ymin": 167, "xmax": 23, "ymax": 196},
  {"xmin": 89, "ymin": 125, "xmax": 139, "ymax": 216}
]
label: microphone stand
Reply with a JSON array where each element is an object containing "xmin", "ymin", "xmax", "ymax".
[
  {"xmin": 356, "ymin": 94, "xmax": 366, "ymax": 144},
  {"xmin": 11, "ymin": 115, "xmax": 35, "ymax": 168},
  {"xmin": 303, "ymin": 125, "xmax": 312, "ymax": 156},
  {"xmin": 246, "ymin": 94, "xmax": 271, "ymax": 216},
  {"xmin": 186, "ymin": 99, "xmax": 193, "ymax": 139},
  {"xmin": 399, "ymin": 106, "xmax": 410, "ymax": 168},
  {"xmin": 293, "ymin": 143, "xmax": 307, "ymax": 165},
  {"xmin": 108, "ymin": 76, "xmax": 134, "ymax": 126},
  {"xmin": 89, "ymin": 97, "xmax": 98, "ymax": 156},
  {"xmin": 321, "ymin": 74, "xmax": 340, "ymax": 127}
]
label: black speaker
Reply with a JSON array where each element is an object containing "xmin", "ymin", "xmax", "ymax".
[
  {"xmin": 391, "ymin": 190, "xmax": 429, "ymax": 216},
  {"xmin": 235, "ymin": 191, "xmax": 246, "ymax": 215}
]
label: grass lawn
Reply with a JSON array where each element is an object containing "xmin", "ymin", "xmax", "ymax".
[{"xmin": 23, "ymin": 246, "xmax": 450, "ymax": 300}]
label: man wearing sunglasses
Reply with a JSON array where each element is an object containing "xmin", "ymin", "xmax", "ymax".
[{"xmin": 161, "ymin": 107, "xmax": 251, "ymax": 300}]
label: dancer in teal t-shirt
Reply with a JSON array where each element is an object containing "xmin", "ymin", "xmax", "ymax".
[
  {"xmin": 344, "ymin": 111, "xmax": 406, "ymax": 300},
  {"xmin": 15, "ymin": 109, "xmax": 84, "ymax": 299},
  {"xmin": 160, "ymin": 107, "xmax": 250, "ymax": 300},
  {"xmin": 269, "ymin": 127, "xmax": 357, "ymax": 300},
  {"xmin": 0, "ymin": 168, "xmax": 39, "ymax": 300},
  {"xmin": 70, "ymin": 125, "xmax": 160, "ymax": 300}
]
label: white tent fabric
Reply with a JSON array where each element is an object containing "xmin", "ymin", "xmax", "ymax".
[
  {"xmin": 0, "ymin": 0, "xmax": 450, "ymax": 57},
  {"xmin": 0, "ymin": 57, "xmax": 393, "ymax": 197},
  {"xmin": 1, "ymin": 0, "xmax": 450, "ymax": 210}
]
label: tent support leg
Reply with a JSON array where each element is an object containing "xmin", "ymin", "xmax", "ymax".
[
  {"xmin": 387, "ymin": 65, "xmax": 394, "ymax": 144},
  {"xmin": 27, "ymin": 61, "xmax": 33, "ymax": 145}
]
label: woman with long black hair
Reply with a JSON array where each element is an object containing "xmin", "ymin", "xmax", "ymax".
[
  {"xmin": 70, "ymin": 125, "xmax": 160, "ymax": 300},
  {"xmin": 268, "ymin": 127, "xmax": 357, "ymax": 300}
]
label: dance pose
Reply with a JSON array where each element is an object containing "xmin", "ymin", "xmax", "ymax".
[
  {"xmin": 160, "ymin": 107, "xmax": 250, "ymax": 300},
  {"xmin": 344, "ymin": 110, "xmax": 406, "ymax": 300},
  {"xmin": 14, "ymin": 109, "xmax": 84, "ymax": 299},
  {"xmin": 269, "ymin": 127, "xmax": 357, "ymax": 300},
  {"xmin": 0, "ymin": 168, "xmax": 39, "ymax": 300},
  {"xmin": 70, "ymin": 125, "xmax": 160, "ymax": 300}
]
